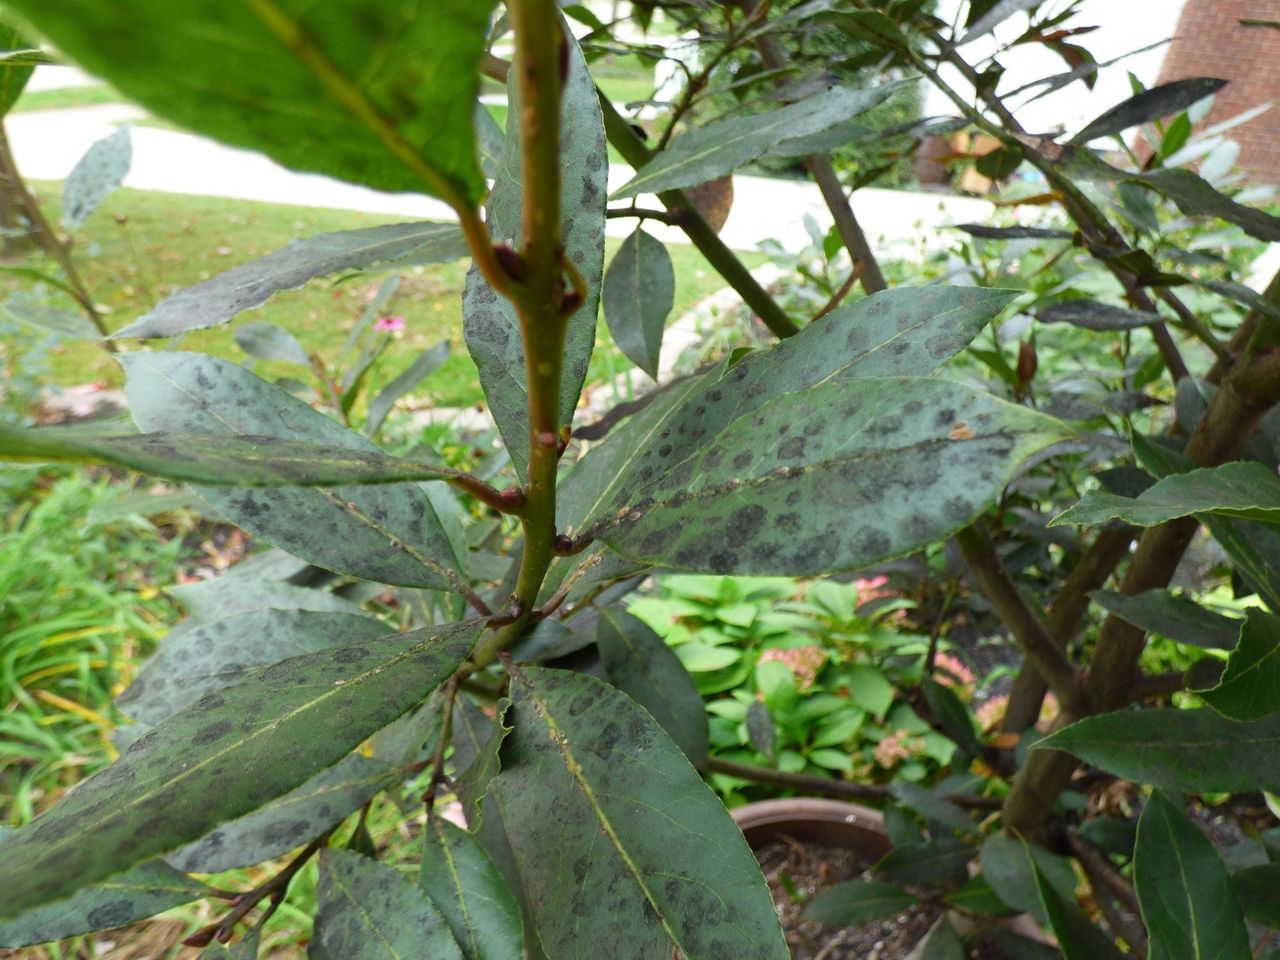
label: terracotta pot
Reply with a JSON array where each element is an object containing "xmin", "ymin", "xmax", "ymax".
[
  {"xmin": 731, "ymin": 797, "xmax": 1050, "ymax": 950},
  {"xmin": 731, "ymin": 797, "xmax": 890, "ymax": 859}
]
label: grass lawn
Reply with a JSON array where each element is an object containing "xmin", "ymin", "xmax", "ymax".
[
  {"xmin": 11, "ymin": 82, "xmax": 122, "ymax": 113},
  {"xmin": 8, "ymin": 185, "xmax": 765, "ymax": 410}
]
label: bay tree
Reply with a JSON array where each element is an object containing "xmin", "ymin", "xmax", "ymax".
[{"xmin": 2, "ymin": 0, "xmax": 1280, "ymax": 956}]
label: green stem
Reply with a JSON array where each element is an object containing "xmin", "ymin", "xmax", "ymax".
[
  {"xmin": 471, "ymin": 0, "xmax": 568, "ymax": 668},
  {"xmin": 596, "ymin": 94, "xmax": 801, "ymax": 339}
]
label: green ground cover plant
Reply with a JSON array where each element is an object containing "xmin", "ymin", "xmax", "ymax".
[{"xmin": 3, "ymin": 1, "xmax": 1280, "ymax": 958}]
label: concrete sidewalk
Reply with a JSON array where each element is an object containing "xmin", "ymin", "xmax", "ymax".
[{"xmin": 7, "ymin": 97, "xmax": 995, "ymax": 261}]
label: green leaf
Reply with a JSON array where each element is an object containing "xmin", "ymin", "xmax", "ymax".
[
  {"xmin": 954, "ymin": 223, "xmax": 1075, "ymax": 240},
  {"xmin": 115, "ymin": 222, "xmax": 465, "ymax": 340},
  {"xmin": 747, "ymin": 700, "xmax": 777, "ymax": 762},
  {"xmin": 944, "ymin": 875, "xmax": 1014, "ymax": 915},
  {"xmin": 920, "ymin": 678, "xmax": 984, "ymax": 763},
  {"xmin": 3, "ymin": 295, "xmax": 100, "ymax": 339},
  {"xmin": 167, "ymin": 753, "xmax": 402, "ymax": 873},
  {"xmin": 122, "ymin": 353, "xmax": 469, "ymax": 590},
  {"xmin": 63, "ymin": 126, "xmax": 131, "ymax": 229},
  {"xmin": 1071, "ymin": 77, "xmax": 1227, "ymax": 144},
  {"xmin": 1052, "ymin": 461, "xmax": 1280, "ymax": 528},
  {"xmin": 603, "ymin": 228, "xmax": 674, "ymax": 379},
  {"xmin": 1198, "ymin": 608, "xmax": 1280, "ymax": 721},
  {"xmin": 875, "ymin": 839, "xmax": 973, "ymax": 888},
  {"xmin": 804, "ymin": 880, "xmax": 919, "ymax": 927},
  {"xmin": 596, "ymin": 608, "xmax": 709, "ymax": 768},
  {"xmin": 594, "ymin": 377, "xmax": 1069, "ymax": 576},
  {"xmin": 119, "ymin": 609, "xmax": 393, "ymax": 725},
  {"xmin": 420, "ymin": 814, "xmax": 524, "ymax": 960},
  {"xmin": 1037, "ymin": 299, "xmax": 1158, "ymax": 331},
  {"xmin": 1031, "ymin": 854, "xmax": 1125, "ymax": 960},
  {"xmin": 170, "ymin": 577, "xmax": 359, "ymax": 622},
  {"xmin": 1134, "ymin": 790, "xmax": 1251, "ymax": 960},
  {"xmin": 493, "ymin": 666, "xmax": 788, "ymax": 960},
  {"xmin": 1038, "ymin": 708, "xmax": 1280, "ymax": 793},
  {"xmin": 450, "ymin": 699, "xmax": 547, "ymax": 960},
  {"xmin": 1070, "ymin": 149, "xmax": 1280, "ymax": 241},
  {"xmin": 0, "ymin": 859, "xmax": 212, "ymax": 948},
  {"xmin": 365, "ymin": 340, "xmax": 450, "ymax": 437},
  {"xmin": 957, "ymin": 0, "xmax": 1042, "ymax": 45},
  {"xmin": 462, "ymin": 22, "xmax": 604, "ymax": 481},
  {"xmin": 1091, "ymin": 588, "xmax": 1241, "ymax": 650},
  {"xmin": 917, "ymin": 915, "xmax": 967, "ymax": 960},
  {"xmin": 0, "ymin": 621, "xmax": 474, "ymax": 917},
  {"xmin": 234, "ymin": 322, "xmax": 310, "ymax": 366},
  {"xmin": 9, "ymin": 0, "xmax": 495, "ymax": 206},
  {"xmin": 1233, "ymin": 863, "xmax": 1280, "ymax": 927},
  {"xmin": 561, "ymin": 286, "xmax": 1017, "ymax": 539},
  {"xmin": 891, "ymin": 781, "xmax": 975, "ymax": 836},
  {"xmin": 981, "ymin": 836, "xmax": 1076, "ymax": 925},
  {"xmin": 0, "ymin": 424, "xmax": 474, "ymax": 489},
  {"xmin": 313, "ymin": 849, "xmax": 462, "ymax": 960},
  {"xmin": 0, "ymin": 24, "xmax": 36, "ymax": 117},
  {"xmin": 614, "ymin": 85, "xmax": 901, "ymax": 199}
]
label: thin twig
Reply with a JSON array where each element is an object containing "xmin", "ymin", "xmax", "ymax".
[
  {"xmin": 706, "ymin": 756, "xmax": 1002, "ymax": 810},
  {"xmin": 423, "ymin": 679, "xmax": 460, "ymax": 810}
]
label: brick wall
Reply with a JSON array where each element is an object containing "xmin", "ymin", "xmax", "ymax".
[{"xmin": 1156, "ymin": 0, "xmax": 1280, "ymax": 182}]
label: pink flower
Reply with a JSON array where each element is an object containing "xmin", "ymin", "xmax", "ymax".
[
  {"xmin": 853, "ymin": 575, "xmax": 892, "ymax": 604},
  {"xmin": 374, "ymin": 315, "xmax": 406, "ymax": 332},
  {"xmin": 934, "ymin": 652, "xmax": 976, "ymax": 695}
]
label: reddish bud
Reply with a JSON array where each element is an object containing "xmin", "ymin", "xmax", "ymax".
[
  {"xmin": 497, "ymin": 485, "xmax": 525, "ymax": 510},
  {"xmin": 1016, "ymin": 340, "xmax": 1038, "ymax": 386},
  {"xmin": 554, "ymin": 534, "xmax": 575, "ymax": 554},
  {"xmin": 561, "ymin": 289, "xmax": 583, "ymax": 316},
  {"xmin": 536, "ymin": 430, "xmax": 558, "ymax": 448},
  {"xmin": 494, "ymin": 243, "xmax": 526, "ymax": 281}
]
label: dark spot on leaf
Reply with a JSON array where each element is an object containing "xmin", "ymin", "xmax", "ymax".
[
  {"xmin": 778, "ymin": 436, "xmax": 806, "ymax": 460},
  {"xmin": 192, "ymin": 720, "xmax": 234, "ymax": 745},
  {"xmin": 732, "ymin": 451, "xmax": 753, "ymax": 470},
  {"xmin": 331, "ymin": 646, "xmax": 371, "ymax": 664},
  {"xmin": 86, "ymin": 900, "xmax": 136, "ymax": 930}
]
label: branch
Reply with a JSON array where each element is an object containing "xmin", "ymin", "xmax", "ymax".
[
  {"xmin": 747, "ymin": 12, "xmax": 888, "ymax": 294},
  {"xmin": 953, "ymin": 524, "xmax": 1088, "ymax": 718},
  {"xmin": 1069, "ymin": 831, "xmax": 1149, "ymax": 954},
  {"xmin": 706, "ymin": 756, "xmax": 1002, "ymax": 810},
  {"xmin": 1001, "ymin": 526, "xmax": 1136, "ymax": 733},
  {"xmin": 485, "ymin": 48, "xmax": 798, "ymax": 340},
  {"xmin": 596, "ymin": 93, "xmax": 801, "ymax": 340}
]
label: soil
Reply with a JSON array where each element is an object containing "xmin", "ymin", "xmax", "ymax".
[{"xmin": 756, "ymin": 837, "xmax": 942, "ymax": 960}]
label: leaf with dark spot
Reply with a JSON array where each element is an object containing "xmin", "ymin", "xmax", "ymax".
[
  {"xmin": 494, "ymin": 667, "xmax": 788, "ymax": 960},
  {"xmin": 596, "ymin": 608, "xmax": 709, "ymax": 768},
  {"xmin": 1071, "ymin": 77, "xmax": 1227, "ymax": 144},
  {"xmin": 121, "ymin": 353, "xmax": 469, "ymax": 590},
  {"xmin": 169, "ymin": 577, "xmax": 357, "ymax": 622},
  {"xmin": 420, "ymin": 814, "xmax": 524, "ymax": 960},
  {"xmin": 462, "ymin": 22, "xmax": 604, "ymax": 480},
  {"xmin": 561, "ymin": 286, "xmax": 1020, "ymax": 541},
  {"xmin": 116, "ymin": 223, "xmax": 466, "ymax": 339},
  {"xmin": 1037, "ymin": 299, "xmax": 1158, "ymax": 331},
  {"xmin": 62, "ymin": 127, "xmax": 131, "ymax": 229},
  {"xmin": 613, "ymin": 85, "xmax": 902, "ymax": 199},
  {"xmin": 166, "ymin": 753, "xmax": 403, "ymax": 873},
  {"xmin": 7, "ymin": 0, "xmax": 496, "ymax": 206},
  {"xmin": 953, "ymin": 224, "xmax": 1075, "ymax": 240},
  {"xmin": 597, "ymin": 377, "xmax": 1069, "ymax": 575},
  {"xmin": 0, "ymin": 621, "xmax": 475, "ymax": 918},
  {"xmin": 0, "ymin": 858, "xmax": 211, "ymax": 948},
  {"xmin": 313, "ymin": 849, "xmax": 462, "ymax": 960},
  {"xmin": 120, "ymin": 609, "xmax": 392, "ymax": 726}
]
